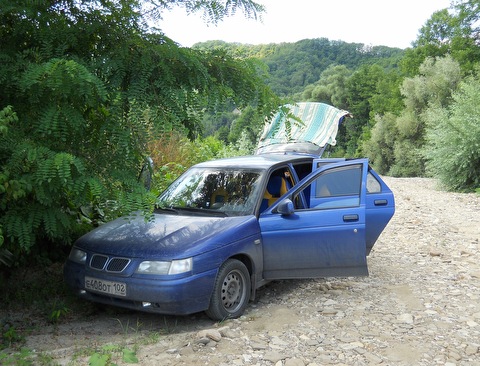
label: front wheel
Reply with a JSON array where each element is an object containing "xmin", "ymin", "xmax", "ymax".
[{"xmin": 205, "ymin": 259, "xmax": 251, "ymax": 321}]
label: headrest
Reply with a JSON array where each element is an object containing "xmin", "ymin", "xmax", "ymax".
[{"xmin": 267, "ymin": 176, "xmax": 284, "ymax": 196}]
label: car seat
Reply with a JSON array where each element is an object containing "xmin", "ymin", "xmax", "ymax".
[
  {"xmin": 260, "ymin": 176, "xmax": 287, "ymax": 212},
  {"xmin": 210, "ymin": 187, "xmax": 228, "ymax": 209}
]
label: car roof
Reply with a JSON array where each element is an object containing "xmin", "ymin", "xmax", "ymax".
[{"xmin": 194, "ymin": 153, "xmax": 314, "ymax": 170}]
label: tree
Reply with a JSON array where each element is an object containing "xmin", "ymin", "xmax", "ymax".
[
  {"xmin": 424, "ymin": 75, "xmax": 480, "ymax": 191},
  {"xmin": 228, "ymin": 106, "xmax": 263, "ymax": 146},
  {"xmin": 0, "ymin": 0, "xmax": 277, "ymax": 261},
  {"xmin": 341, "ymin": 64, "xmax": 386, "ymax": 156},
  {"xmin": 362, "ymin": 113, "xmax": 398, "ymax": 175},
  {"xmin": 301, "ymin": 65, "xmax": 352, "ymax": 108},
  {"xmin": 364, "ymin": 55, "xmax": 463, "ymax": 177},
  {"xmin": 402, "ymin": 1, "xmax": 480, "ymax": 75},
  {"xmin": 394, "ymin": 56, "xmax": 462, "ymax": 176}
]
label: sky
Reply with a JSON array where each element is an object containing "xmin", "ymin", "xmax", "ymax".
[{"xmin": 160, "ymin": 0, "xmax": 452, "ymax": 49}]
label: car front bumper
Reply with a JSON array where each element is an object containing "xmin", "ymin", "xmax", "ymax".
[{"xmin": 64, "ymin": 261, "xmax": 217, "ymax": 316}]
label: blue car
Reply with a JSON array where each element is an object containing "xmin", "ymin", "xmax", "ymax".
[{"xmin": 64, "ymin": 103, "xmax": 395, "ymax": 320}]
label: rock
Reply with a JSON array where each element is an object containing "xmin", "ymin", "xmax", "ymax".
[
  {"xmin": 465, "ymin": 344, "xmax": 479, "ymax": 355},
  {"xmin": 285, "ymin": 357, "xmax": 305, "ymax": 366},
  {"xmin": 197, "ymin": 329, "xmax": 222, "ymax": 342},
  {"xmin": 264, "ymin": 351, "xmax": 285, "ymax": 363},
  {"xmin": 397, "ymin": 313, "xmax": 414, "ymax": 324}
]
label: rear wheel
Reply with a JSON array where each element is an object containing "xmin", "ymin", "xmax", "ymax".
[{"xmin": 205, "ymin": 259, "xmax": 251, "ymax": 321}]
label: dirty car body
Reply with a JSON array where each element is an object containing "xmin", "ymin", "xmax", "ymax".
[{"xmin": 64, "ymin": 103, "xmax": 395, "ymax": 320}]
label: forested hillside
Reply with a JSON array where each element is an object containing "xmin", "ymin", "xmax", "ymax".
[
  {"xmin": 194, "ymin": 39, "xmax": 405, "ymax": 153},
  {"xmin": 194, "ymin": 39, "xmax": 404, "ymax": 96},
  {"xmin": 1, "ymin": 0, "xmax": 479, "ymax": 266}
]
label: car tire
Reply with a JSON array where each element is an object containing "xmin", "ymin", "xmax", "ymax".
[{"xmin": 205, "ymin": 259, "xmax": 251, "ymax": 321}]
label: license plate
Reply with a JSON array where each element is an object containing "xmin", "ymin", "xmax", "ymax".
[{"xmin": 85, "ymin": 277, "xmax": 126, "ymax": 297}]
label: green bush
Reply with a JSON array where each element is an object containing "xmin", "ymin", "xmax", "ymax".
[{"xmin": 424, "ymin": 76, "xmax": 480, "ymax": 191}]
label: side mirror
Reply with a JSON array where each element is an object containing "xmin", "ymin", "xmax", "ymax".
[{"xmin": 277, "ymin": 199, "xmax": 294, "ymax": 216}]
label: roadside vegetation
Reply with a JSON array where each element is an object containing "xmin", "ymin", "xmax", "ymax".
[{"xmin": 1, "ymin": 0, "xmax": 480, "ymax": 362}]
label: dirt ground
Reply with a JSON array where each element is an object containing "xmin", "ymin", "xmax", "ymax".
[{"xmin": 2, "ymin": 177, "xmax": 480, "ymax": 365}]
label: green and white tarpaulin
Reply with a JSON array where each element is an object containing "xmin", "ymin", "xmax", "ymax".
[{"xmin": 256, "ymin": 102, "xmax": 350, "ymax": 155}]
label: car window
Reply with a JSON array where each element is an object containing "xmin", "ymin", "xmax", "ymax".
[
  {"xmin": 157, "ymin": 168, "xmax": 263, "ymax": 216},
  {"xmin": 260, "ymin": 168, "xmax": 295, "ymax": 213},
  {"xmin": 366, "ymin": 171, "xmax": 381, "ymax": 193},
  {"xmin": 291, "ymin": 162, "xmax": 313, "ymax": 181},
  {"xmin": 294, "ymin": 164, "xmax": 362, "ymax": 210}
]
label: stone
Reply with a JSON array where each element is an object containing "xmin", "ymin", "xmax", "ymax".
[
  {"xmin": 285, "ymin": 358, "xmax": 305, "ymax": 366},
  {"xmin": 264, "ymin": 351, "xmax": 285, "ymax": 363},
  {"xmin": 197, "ymin": 329, "xmax": 222, "ymax": 342}
]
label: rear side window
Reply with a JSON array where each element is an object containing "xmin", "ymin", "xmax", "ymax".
[{"xmin": 366, "ymin": 171, "xmax": 381, "ymax": 193}]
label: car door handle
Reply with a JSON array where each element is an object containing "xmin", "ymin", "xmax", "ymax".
[
  {"xmin": 343, "ymin": 214, "xmax": 359, "ymax": 222},
  {"xmin": 374, "ymin": 199, "xmax": 388, "ymax": 206}
]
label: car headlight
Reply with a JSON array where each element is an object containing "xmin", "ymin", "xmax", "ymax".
[
  {"xmin": 136, "ymin": 258, "xmax": 192, "ymax": 275},
  {"xmin": 68, "ymin": 247, "xmax": 87, "ymax": 264}
]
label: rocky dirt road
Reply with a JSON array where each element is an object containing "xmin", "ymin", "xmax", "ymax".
[{"xmin": 15, "ymin": 177, "xmax": 480, "ymax": 365}]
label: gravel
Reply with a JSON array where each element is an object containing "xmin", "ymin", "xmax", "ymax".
[{"xmin": 11, "ymin": 177, "xmax": 480, "ymax": 365}]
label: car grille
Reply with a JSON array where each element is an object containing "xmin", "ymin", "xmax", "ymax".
[{"xmin": 90, "ymin": 254, "xmax": 131, "ymax": 273}]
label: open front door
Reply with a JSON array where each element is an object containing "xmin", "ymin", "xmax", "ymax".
[{"xmin": 259, "ymin": 159, "xmax": 369, "ymax": 280}]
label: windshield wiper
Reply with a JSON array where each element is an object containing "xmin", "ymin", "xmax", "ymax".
[
  {"xmin": 154, "ymin": 207, "xmax": 180, "ymax": 214},
  {"xmin": 175, "ymin": 207, "xmax": 228, "ymax": 217},
  {"xmin": 155, "ymin": 206, "xmax": 228, "ymax": 217}
]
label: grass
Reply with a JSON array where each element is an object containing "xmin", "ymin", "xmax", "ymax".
[
  {"xmin": 0, "ymin": 261, "xmax": 192, "ymax": 365},
  {"xmin": 0, "ymin": 261, "xmax": 126, "ymax": 364}
]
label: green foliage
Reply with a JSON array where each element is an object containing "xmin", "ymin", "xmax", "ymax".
[
  {"xmin": 123, "ymin": 348, "xmax": 139, "ymax": 363},
  {"xmin": 1, "ymin": 325, "xmax": 25, "ymax": 348},
  {"xmin": 1, "ymin": 0, "xmax": 479, "ymax": 265},
  {"xmin": 403, "ymin": 2, "xmax": 480, "ymax": 75},
  {"xmin": 196, "ymin": 38, "xmax": 406, "ymax": 159},
  {"xmin": 364, "ymin": 55, "xmax": 464, "ymax": 177},
  {"xmin": 88, "ymin": 344, "xmax": 138, "ymax": 366},
  {"xmin": 49, "ymin": 301, "xmax": 70, "ymax": 324},
  {"xmin": 148, "ymin": 131, "xmax": 256, "ymax": 194},
  {"xmin": 149, "ymin": 132, "xmax": 217, "ymax": 193},
  {"xmin": 0, "ymin": 348, "xmax": 33, "ymax": 366},
  {"xmin": 0, "ymin": 106, "xmax": 17, "ymax": 136},
  {"xmin": 270, "ymin": 40, "xmax": 403, "ymax": 97},
  {"xmin": 174, "ymin": 0, "xmax": 265, "ymax": 25},
  {"xmin": 218, "ymin": 131, "xmax": 256, "ymax": 158},
  {"xmin": 301, "ymin": 64, "xmax": 352, "ymax": 108},
  {"xmin": 0, "ymin": 0, "xmax": 275, "ymax": 262},
  {"xmin": 228, "ymin": 106, "xmax": 265, "ymax": 146},
  {"xmin": 424, "ymin": 76, "xmax": 480, "ymax": 191},
  {"xmin": 401, "ymin": 9, "xmax": 455, "ymax": 75},
  {"xmin": 392, "ymin": 56, "xmax": 462, "ymax": 176},
  {"xmin": 402, "ymin": 56, "xmax": 462, "ymax": 113},
  {"xmin": 390, "ymin": 139, "xmax": 425, "ymax": 177},
  {"xmin": 362, "ymin": 113, "xmax": 398, "ymax": 175},
  {"xmin": 89, "ymin": 352, "xmax": 110, "ymax": 366},
  {"xmin": 341, "ymin": 64, "xmax": 396, "ymax": 156},
  {"xmin": 195, "ymin": 38, "xmax": 404, "ymax": 96}
]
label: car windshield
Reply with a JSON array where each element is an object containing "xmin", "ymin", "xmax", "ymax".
[{"xmin": 156, "ymin": 167, "xmax": 263, "ymax": 216}]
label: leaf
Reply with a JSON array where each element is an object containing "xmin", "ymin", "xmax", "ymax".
[
  {"xmin": 122, "ymin": 348, "xmax": 139, "ymax": 364},
  {"xmin": 88, "ymin": 353, "xmax": 109, "ymax": 366}
]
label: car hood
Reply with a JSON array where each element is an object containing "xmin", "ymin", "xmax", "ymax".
[{"xmin": 75, "ymin": 213, "xmax": 259, "ymax": 258}]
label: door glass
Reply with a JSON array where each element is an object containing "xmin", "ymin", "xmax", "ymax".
[
  {"xmin": 295, "ymin": 164, "xmax": 362, "ymax": 210},
  {"xmin": 366, "ymin": 171, "xmax": 381, "ymax": 193}
]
